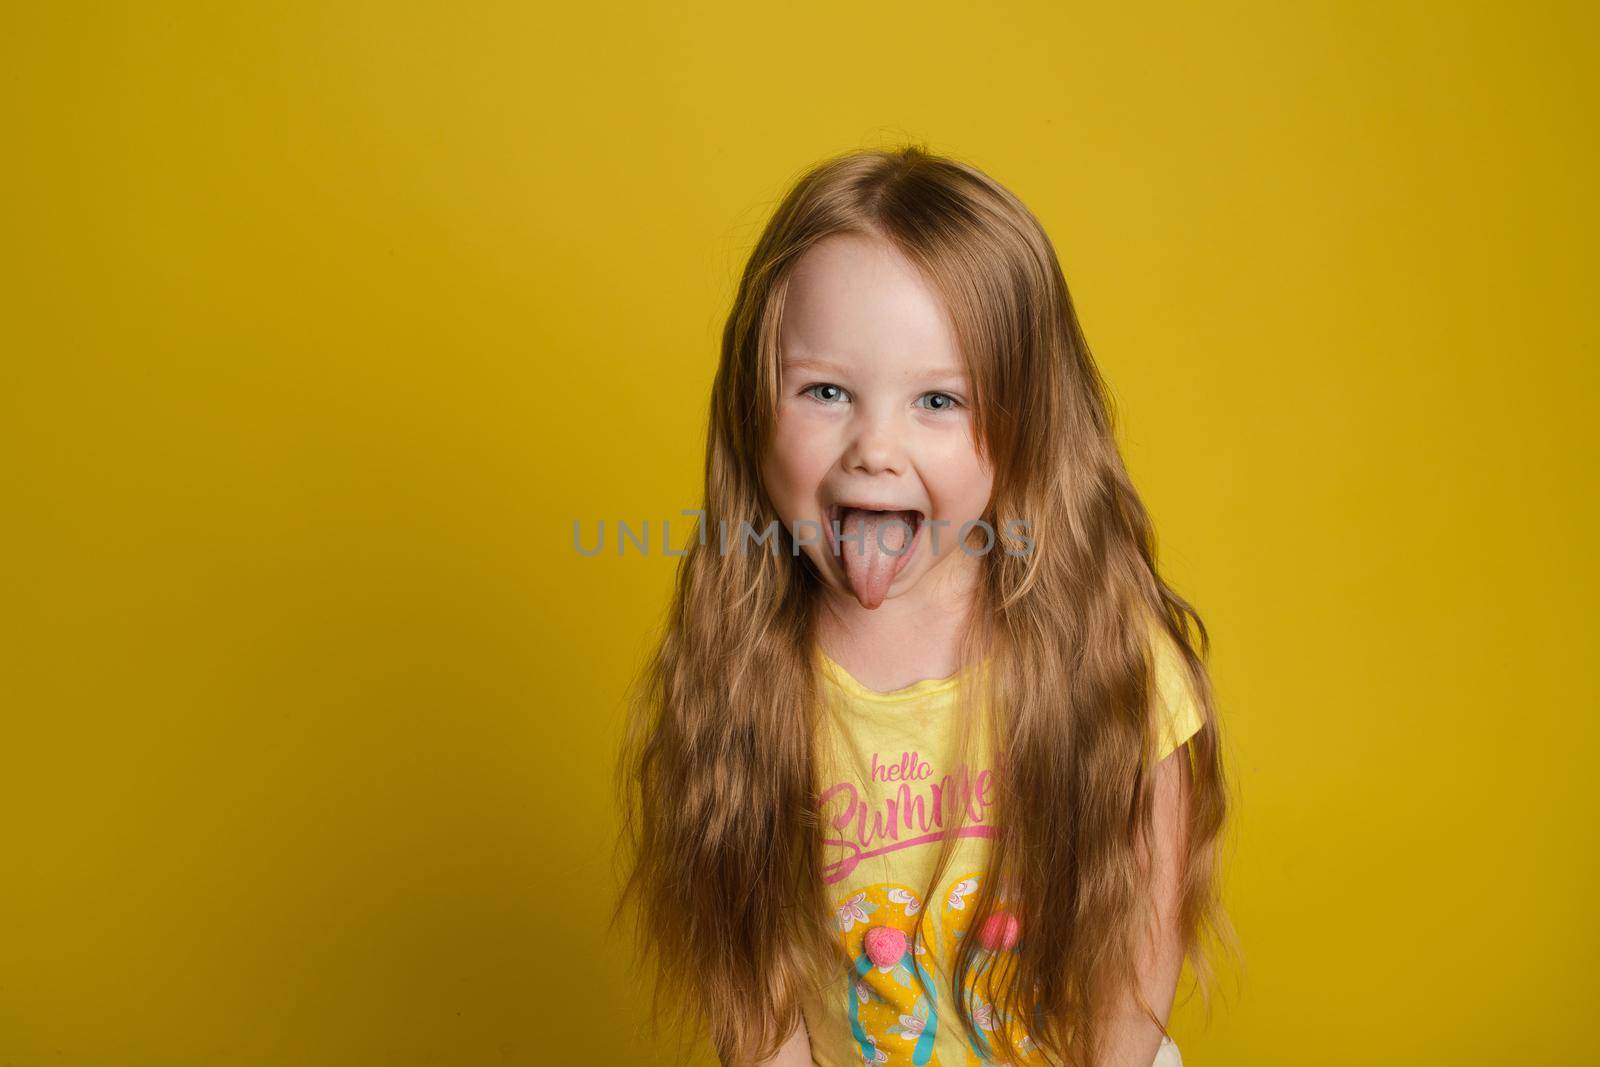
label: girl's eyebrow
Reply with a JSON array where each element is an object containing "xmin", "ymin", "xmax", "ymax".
[
  {"xmin": 782, "ymin": 355, "xmax": 968, "ymax": 383},
  {"xmin": 781, "ymin": 355, "xmax": 848, "ymax": 373}
]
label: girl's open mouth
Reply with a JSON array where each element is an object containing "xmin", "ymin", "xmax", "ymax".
[{"xmin": 823, "ymin": 504, "xmax": 925, "ymax": 610}]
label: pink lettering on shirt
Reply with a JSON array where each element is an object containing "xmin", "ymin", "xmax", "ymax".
[
  {"xmin": 818, "ymin": 752, "xmax": 996, "ymax": 884},
  {"xmin": 869, "ymin": 750, "xmax": 934, "ymax": 783}
]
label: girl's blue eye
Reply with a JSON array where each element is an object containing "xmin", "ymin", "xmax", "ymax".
[
  {"xmin": 800, "ymin": 385, "xmax": 963, "ymax": 411},
  {"xmin": 803, "ymin": 383, "xmax": 847, "ymax": 403}
]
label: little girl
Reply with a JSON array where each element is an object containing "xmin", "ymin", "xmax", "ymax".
[{"xmin": 614, "ymin": 146, "xmax": 1232, "ymax": 1067}]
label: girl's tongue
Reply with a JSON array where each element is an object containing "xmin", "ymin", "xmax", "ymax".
[{"xmin": 835, "ymin": 507, "xmax": 920, "ymax": 610}]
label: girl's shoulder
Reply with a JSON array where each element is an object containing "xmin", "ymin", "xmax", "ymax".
[{"xmin": 1146, "ymin": 618, "xmax": 1208, "ymax": 760}]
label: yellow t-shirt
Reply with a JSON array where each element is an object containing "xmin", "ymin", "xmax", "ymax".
[{"xmin": 799, "ymin": 630, "xmax": 1206, "ymax": 1067}]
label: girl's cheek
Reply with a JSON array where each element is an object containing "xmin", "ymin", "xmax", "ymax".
[{"xmin": 776, "ymin": 417, "xmax": 836, "ymax": 468}]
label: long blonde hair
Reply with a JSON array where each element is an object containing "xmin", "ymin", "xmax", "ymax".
[{"xmin": 612, "ymin": 144, "xmax": 1236, "ymax": 1066}]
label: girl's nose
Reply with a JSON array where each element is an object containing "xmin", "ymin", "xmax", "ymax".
[{"xmin": 842, "ymin": 410, "xmax": 907, "ymax": 476}]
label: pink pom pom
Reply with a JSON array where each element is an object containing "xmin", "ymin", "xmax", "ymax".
[
  {"xmin": 863, "ymin": 925, "xmax": 907, "ymax": 967},
  {"xmin": 978, "ymin": 911, "xmax": 1021, "ymax": 951}
]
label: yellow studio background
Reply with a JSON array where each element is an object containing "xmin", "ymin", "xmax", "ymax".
[{"xmin": 2, "ymin": 3, "xmax": 1594, "ymax": 1064}]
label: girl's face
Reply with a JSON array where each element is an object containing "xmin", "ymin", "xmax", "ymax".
[{"xmin": 760, "ymin": 233, "xmax": 995, "ymax": 611}]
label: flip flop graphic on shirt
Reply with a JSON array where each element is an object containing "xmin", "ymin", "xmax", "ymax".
[
  {"xmin": 934, "ymin": 872, "xmax": 1040, "ymax": 1065},
  {"xmin": 832, "ymin": 883, "xmax": 942, "ymax": 1065}
]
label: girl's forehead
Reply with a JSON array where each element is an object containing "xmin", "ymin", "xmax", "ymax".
[{"xmin": 783, "ymin": 237, "xmax": 959, "ymax": 356}]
